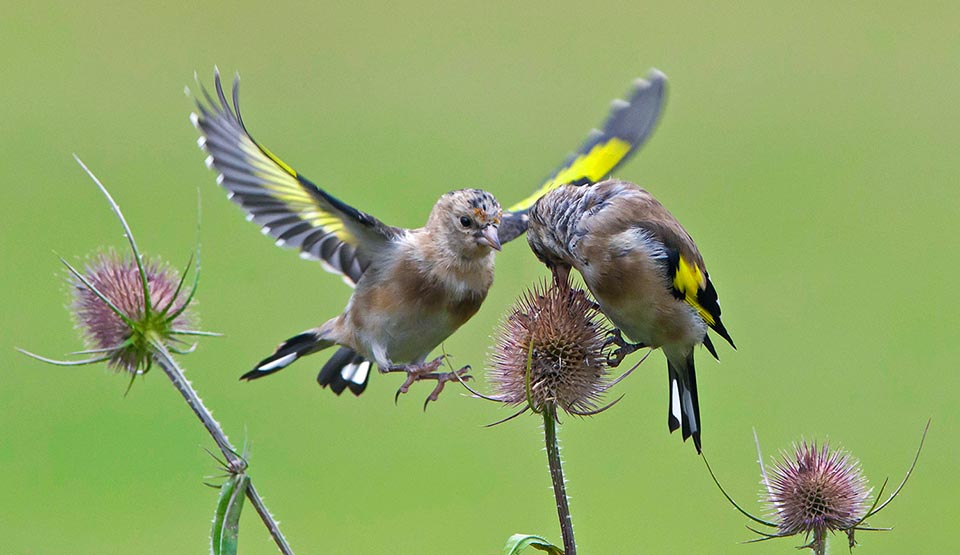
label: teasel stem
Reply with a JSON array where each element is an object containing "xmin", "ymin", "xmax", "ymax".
[
  {"xmin": 245, "ymin": 480, "xmax": 295, "ymax": 555},
  {"xmin": 543, "ymin": 404, "xmax": 575, "ymax": 555},
  {"xmin": 150, "ymin": 340, "xmax": 294, "ymax": 555},
  {"xmin": 150, "ymin": 339, "xmax": 244, "ymax": 471}
]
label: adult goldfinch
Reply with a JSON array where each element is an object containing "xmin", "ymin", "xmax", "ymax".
[
  {"xmin": 526, "ymin": 179, "xmax": 734, "ymax": 451},
  {"xmin": 191, "ymin": 69, "xmax": 666, "ymax": 402}
]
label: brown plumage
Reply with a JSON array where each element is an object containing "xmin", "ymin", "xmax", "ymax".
[
  {"xmin": 243, "ymin": 188, "xmax": 501, "ymax": 404},
  {"xmin": 527, "ymin": 179, "xmax": 734, "ymax": 452}
]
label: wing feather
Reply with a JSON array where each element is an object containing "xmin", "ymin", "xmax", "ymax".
[
  {"xmin": 191, "ymin": 69, "xmax": 401, "ymax": 286},
  {"xmin": 499, "ymin": 69, "xmax": 668, "ymax": 243}
]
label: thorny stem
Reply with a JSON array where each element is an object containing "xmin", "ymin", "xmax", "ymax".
[
  {"xmin": 543, "ymin": 404, "xmax": 576, "ymax": 555},
  {"xmin": 812, "ymin": 528, "xmax": 826, "ymax": 555},
  {"xmin": 151, "ymin": 340, "xmax": 244, "ymax": 470},
  {"xmin": 150, "ymin": 340, "xmax": 294, "ymax": 555},
  {"xmin": 246, "ymin": 481, "xmax": 295, "ymax": 555}
]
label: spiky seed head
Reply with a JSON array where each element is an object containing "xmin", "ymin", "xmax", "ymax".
[
  {"xmin": 488, "ymin": 280, "xmax": 611, "ymax": 415},
  {"xmin": 766, "ymin": 441, "xmax": 871, "ymax": 541},
  {"xmin": 71, "ymin": 250, "xmax": 194, "ymax": 374}
]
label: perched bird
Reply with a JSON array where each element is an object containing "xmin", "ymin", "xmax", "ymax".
[
  {"xmin": 190, "ymin": 68, "xmax": 667, "ymax": 403},
  {"xmin": 526, "ymin": 179, "xmax": 735, "ymax": 451}
]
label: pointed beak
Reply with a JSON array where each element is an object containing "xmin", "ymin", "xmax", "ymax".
[{"xmin": 477, "ymin": 225, "xmax": 502, "ymax": 251}]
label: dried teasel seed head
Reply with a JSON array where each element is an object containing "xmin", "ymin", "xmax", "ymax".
[{"xmin": 488, "ymin": 280, "xmax": 612, "ymax": 415}]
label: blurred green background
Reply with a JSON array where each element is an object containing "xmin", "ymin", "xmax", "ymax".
[{"xmin": 2, "ymin": 2, "xmax": 957, "ymax": 554}]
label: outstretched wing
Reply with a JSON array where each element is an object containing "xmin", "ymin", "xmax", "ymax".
[
  {"xmin": 498, "ymin": 69, "xmax": 668, "ymax": 244},
  {"xmin": 191, "ymin": 69, "xmax": 401, "ymax": 287}
]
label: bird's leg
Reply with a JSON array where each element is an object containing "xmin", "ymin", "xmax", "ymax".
[
  {"xmin": 384, "ymin": 356, "xmax": 473, "ymax": 407},
  {"xmin": 604, "ymin": 329, "xmax": 646, "ymax": 367}
]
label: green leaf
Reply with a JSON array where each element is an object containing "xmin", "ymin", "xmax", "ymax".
[
  {"xmin": 502, "ymin": 533, "xmax": 564, "ymax": 555},
  {"xmin": 211, "ymin": 473, "xmax": 249, "ymax": 555}
]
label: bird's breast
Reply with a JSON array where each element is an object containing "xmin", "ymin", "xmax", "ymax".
[{"xmin": 346, "ymin": 255, "xmax": 490, "ymax": 364}]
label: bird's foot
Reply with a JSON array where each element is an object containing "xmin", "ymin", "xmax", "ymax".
[
  {"xmin": 604, "ymin": 329, "xmax": 645, "ymax": 367},
  {"xmin": 418, "ymin": 366, "xmax": 472, "ymax": 410},
  {"xmin": 387, "ymin": 356, "xmax": 473, "ymax": 408}
]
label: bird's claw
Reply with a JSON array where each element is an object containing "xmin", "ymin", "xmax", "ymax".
[
  {"xmin": 602, "ymin": 329, "xmax": 624, "ymax": 348},
  {"xmin": 604, "ymin": 329, "xmax": 644, "ymax": 367},
  {"xmin": 390, "ymin": 357, "xmax": 471, "ymax": 407},
  {"xmin": 422, "ymin": 366, "xmax": 472, "ymax": 411}
]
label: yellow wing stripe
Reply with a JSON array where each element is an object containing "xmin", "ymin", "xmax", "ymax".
[
  {"xmin": 508, "ymin": 137, "xmax": 631, "ymax": 212},
  {"xmin": 256, "ymin": 142, "xmax": 299, "ymax": 177},
  {"xmin": 238, "ymin": 136, "xmax": 355, "ymax": 243},
  {"xmin": 674, "ymin": 256, "xmax": 715, "ymax": 326}
]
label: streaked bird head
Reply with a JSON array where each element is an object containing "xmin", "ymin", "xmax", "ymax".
[
  {"xmin": 429, "ymin": 189, "xmax": 503, "ymax": 256},
  {"xmin": 526, "ymin": 187, "xmax": 577, "ymax": 274}
]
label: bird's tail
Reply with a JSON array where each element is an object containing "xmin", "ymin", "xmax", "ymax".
[
  {"xmin": 316, "ymin": 347, "xmax": 372, "ymax": 396},
  {"xmin": 666, "ymin": 349, "xmax": 702, "ymax": 453},
  {"xmin": 240, "ymin": 329, "xmax": 334, "ymax": 381}
]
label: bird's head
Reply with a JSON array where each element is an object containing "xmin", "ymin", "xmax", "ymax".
[
  {"xmin": 526, "ymin": 192, "xmax": 573, "ymax": 274},
  {"xmin": 428, "ymin": 189, "xmax": 502, "ymax": 257}
]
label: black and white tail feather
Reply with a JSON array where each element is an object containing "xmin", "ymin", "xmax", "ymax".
[
  {"xmin": 667, "ymin": 351, "xmax": 702, "ymax": 453},
  {"xmin": 317, "ymin": 347, "xmax": 372, "ymax": 395},
  {"xmin": 239, "ymin": 331, "xmax": 372, "ymax": 396}
]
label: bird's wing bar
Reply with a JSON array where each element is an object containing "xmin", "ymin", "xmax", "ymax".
[
  {"xmin": 191, "ymin": 69, "xmax": 400, "ymax": 286},
  {"xmin": 499, "ymin": 69, "xmax": 667, "ymax": 244},
  {"xmin": 665, "ymin": 249, "xmax": 735, "ymax": 350}
]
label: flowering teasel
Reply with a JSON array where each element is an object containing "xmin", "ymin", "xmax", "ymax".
[
  {"xmin": 704, "ymin": 423, "xmax": 929, "ymax": 555},
  {"xmin": 16, "ymin": 157, "xmax": 299, "ymax": 553},
  {"xmin": 764, "ymin": 441, "xmax": 872, "ymax": 553},
  {"xmin": 70, "ymin": 249, "xmax": 196, "ymax": 374},
  {"xmin": 19, "ymin": 156, "xmax": 213, "ymax": 383}
]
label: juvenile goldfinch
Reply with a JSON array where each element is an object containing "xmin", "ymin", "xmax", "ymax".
[
  {"xmin": 526, "ymin": 179, "xmax": 734, "ymax": 452},
  {"xmin": 190, "ymin": 69, "xmax": 666, "ymax": 402}
]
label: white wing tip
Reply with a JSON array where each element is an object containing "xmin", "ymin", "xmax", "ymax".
[
  {"xmin": 189, "ymin": 112, "xmax": 200, "ymax": 127},
  {"xmin": 204, "ymin": 155, "xmax": 215, "ymax": 169}
]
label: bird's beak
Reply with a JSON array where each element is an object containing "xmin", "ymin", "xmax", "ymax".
[{"xmin": 477, "ymin": 225, "xmax": 502, "ymax": 251}]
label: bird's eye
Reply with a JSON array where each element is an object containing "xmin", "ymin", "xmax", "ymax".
[{"xmin": 459, "ymin": 216, "xmax": 472, "ymax": 228}]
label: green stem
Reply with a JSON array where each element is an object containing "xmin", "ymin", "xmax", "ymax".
[
  {"xmin": 543, "ymin": 405, "xmax": 575, "ymax": 555},
  {"xmin": 151, "ymin": 341, "xmax": 294, "ymax": 555},
  {"xmin": 151, "ymin": 340, "xmax": 244, "ymax": 470},
  {"xmin": 814, "ymin": 528, "xmax": 826, "ymax": 555},
  {"xmin": 246, "ymin": 481, "xmax": 295, "ymax": 555}
]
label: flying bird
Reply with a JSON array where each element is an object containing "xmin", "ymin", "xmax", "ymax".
[
  {"xmin": 526, "ymin": 179, "xmax": 734, "ymax": 451},
  {"xmin": 190, "ymin": 68, "xmax": 666, "ymax": 404}
]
